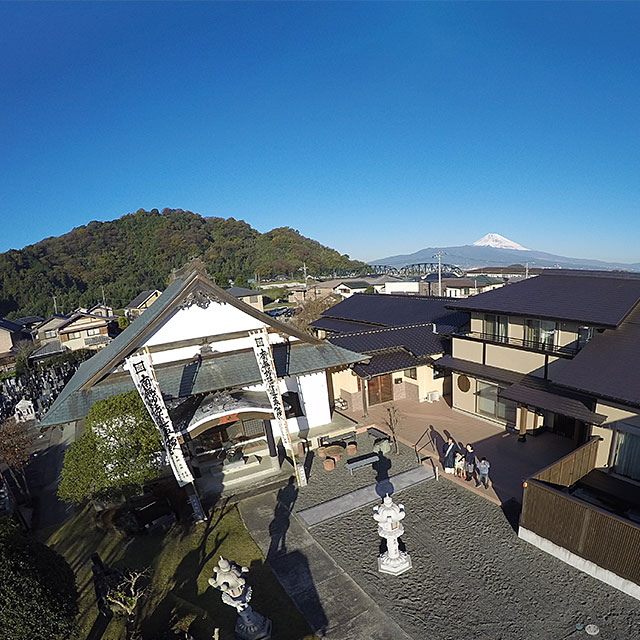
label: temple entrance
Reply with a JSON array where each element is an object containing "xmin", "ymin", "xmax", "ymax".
[{"xmin": 368, "ymin": 374, "xmax": 393, "ymax": 406}]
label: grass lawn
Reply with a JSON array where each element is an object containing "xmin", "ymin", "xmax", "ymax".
[{"xmin": 42, "ymin": 504, "xmax": 317, "ymax": 640}]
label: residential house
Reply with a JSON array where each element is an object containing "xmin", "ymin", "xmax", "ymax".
[
  {"xmin": 125, "ymin": 290, "xmax": 162, "ymax": 320},
  {"xmin": 39, "ymin": 266, "xmax": 365, "ymax": 499},
  {"xmin": 465, "ymin": 265, "xmax": 544, "ymax": 280},
  {"xmin": 14, "ymin": 316, "xmax": 44, "ymax": 335},
  {"xmin": 57, "ymin": 305, "xmax": 118, "ymax": 351},
  {"xmin": 333, "ymin": 280, "xmax": 372, "ymax": 298},
  {"xmin": 442, "ymin": 276, "xmax": 505, "ymax": 298},
  {"xmin": 0, "ymin": 318, "xmax": 25, "ymax": 371},
  {"xmin": 34, "ymin": 314, "xmax": 70, "ymax": 344},
  {"xmin": 310, "ymin": 293, "xmax": 468, "ymax": 411},
  {"xmin": 225, "ymin": 286, "xmax": 265, "ymax": 311},
  {"xmin": 436, "ymin": 270, "xmax": 640, "ymax": 598}
]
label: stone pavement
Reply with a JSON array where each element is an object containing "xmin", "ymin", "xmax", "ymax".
[
  {"xmin": 297, "ymin": 465, "xmax": 434, "ymax": 527},
  {"xmin": 239, "ymin": 491, "xmax": 414, "ymax": 640}
]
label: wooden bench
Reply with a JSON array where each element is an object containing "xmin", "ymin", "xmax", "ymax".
[{"xmin": 345, "ymin": 452, "xmax": 380, "ymax": 475}]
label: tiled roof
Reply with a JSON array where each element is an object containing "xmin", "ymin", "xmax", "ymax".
[
  {"xmin": 29, "ymin": 340, "xmax": 65, "ymax": 360},
  {"xmin": 352, "ymin": 348, "xmax": 428, "ymax": 378},
  {"xmin": 550, "ymin": 305, "xmax": 640, "ymax": 407},
  {"xmin": 14, "ymin": 316, "xmax": 44, "ymax": 326},
  {"xmin": 226, "ymin": 287, "xmax": 262, "ymax": 298},
  {"xmin": 318, "ymin": 293, "xmax": 469, "ymax": 334},
  {"xmin": 310, "ymin": 317, "xmax": 384, "ymax": 334},
  {"xmin": 126, "ymin": 289, "xmax": 159, "ymax": 309},
  {"xmin": 336, "ymin": 281, "xmax": 370, "ymax": 289},
  {"xmin": 0, "ymin": 318, "xmax": 22, "ymax": 333},
  {"xmin": 39, "ymin": 341, "xmax": 366, "ymax": 427},
  {"xmin": 448, "ymin": 270, "xmax": 640, "ymax": 327},
  {"xmin": 328, "ymin": 323, "xmax": 445, "ymax": 357}
]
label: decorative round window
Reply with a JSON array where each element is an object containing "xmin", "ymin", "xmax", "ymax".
[{"xmin": 457, "ymin": 375, "xmax": 470, "ymax": 393}]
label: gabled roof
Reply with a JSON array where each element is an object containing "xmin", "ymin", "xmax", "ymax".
[
  {"xmin": 448, "ymin": 270, "xmax": 640, "ymax": 327},
  {"xmin": 0, "ymin": 318, "xmax": 23, "ymax": 333},
  {"xmin": 335, "ymin": 280, "xmax": 370, "ymax": 289},
  {"xmin": 126, "ymin": 289, "xmax": 160, "ymax": 309},
  {"xmin": 14, "ymin": 316, "xmax": 44, "ymax": 326},
  {"xmin": 39, "ymin": 269, "xmax": 368, "ymax": 427},
  {"xmin": 317, "ymin": 293, "xmax": 469, "ymax": 334},
  {"xmin": 327, "ymin": 323, "xmax": 445, "ymax": 358},
  {"xmin": 33, "ymin": 314, "xmax": 69, "ymax": 331},
  {"xmin": 29, "ymin": 340, "xmax": 65, "ymax": 360},
  {"xmin": 58, "ymin": 312, "xmax": 113, "ymax": 331},
  {"xmin": 225, "ymin": 286, "xmax": 262, "ymax": 298}
]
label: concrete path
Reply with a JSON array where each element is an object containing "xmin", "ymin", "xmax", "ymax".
[
  {"xmin": 239, "ymin": 492, "xmax": 414, "ymax": 640},
  {"xmin": 297, "ymin": 465, "xmax": 434, "ymax": 527}
]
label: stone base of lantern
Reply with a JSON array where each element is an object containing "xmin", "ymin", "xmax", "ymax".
[
  {"xmin": 235, "ymin": 610, "xmax": 272, "ymax": 640},
  {"xmin": 378, "ymin": 550, "xmax": 412, "ymax": 576}
]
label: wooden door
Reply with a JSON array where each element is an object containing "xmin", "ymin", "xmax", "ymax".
[{"xmin": 368, "ymin": 374, "xmax": 394, "ymax": 405}]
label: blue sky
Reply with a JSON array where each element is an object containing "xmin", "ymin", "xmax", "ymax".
[{"xmin": 1, "ymin": 2, "xmax": 640, "ymax": 263}]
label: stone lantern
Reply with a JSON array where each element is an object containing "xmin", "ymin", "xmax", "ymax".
[
  {"xmin": 208, "ymin": 556, "xmax": 272, "ymax": 640},
  {"xmin": 373, "ymin": 494, "xmax": 412, "ymax": 575}
]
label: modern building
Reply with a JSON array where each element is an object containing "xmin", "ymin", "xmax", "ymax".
[
  {"xmin": 436, "ymin": 270, "xmax": 640, "ymax": 598},
  {"xmin": 39, "ymin": 265, "xmax": 365, "ymax": 497},
  {"xmin": 125, "ymin": 289, "xmax": 162, "ymax": 320},
  {"xmin": 311, "ymin": 293, "xmax": 468, "ymax": 412},
  {"xmin": 225, "ymin": 286, "xmax": 265, "ymax": 311}
]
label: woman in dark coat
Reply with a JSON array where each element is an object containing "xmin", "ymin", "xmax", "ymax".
[
  {"xmin": 464, "ymin": 443, "xmax": 476, "ymax": 482},
  {"xmin": 442, "ymin": 436, "xmax": 458, "ymax": 474}
]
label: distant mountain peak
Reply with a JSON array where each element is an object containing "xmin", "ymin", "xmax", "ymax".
[{"xmin": 472, "ymin": 233, "xmax": 529, "ymax": 251}]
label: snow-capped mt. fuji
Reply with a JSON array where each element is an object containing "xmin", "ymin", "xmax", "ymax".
[{"xmin": 472, "ymin": 233, "xmax": 529, "ymax": 251}]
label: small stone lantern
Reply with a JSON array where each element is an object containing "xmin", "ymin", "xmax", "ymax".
[
  {"xmin": 208, "ymin": 556, "xmax": 272, "ymax": 640},
  {"xmin": 373, "ymin": 494, "xmax": 412, "ymax": 575}
]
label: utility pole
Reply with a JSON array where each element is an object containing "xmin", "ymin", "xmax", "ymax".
[
  {"xmin": 52, "ymin": 295, "xmax": 58, "ymax": 315},
  {"xmin": 433, "ymin": 252, "xmax": 445, "ymax": 296},
  {"xmin": 101, "ymin": 285, "xmax": 106, "ymax": 307}
]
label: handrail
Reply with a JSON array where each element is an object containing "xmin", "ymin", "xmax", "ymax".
[
  {"xmin": 413, "ymin": 425, "xmax": 434, "ymax": 463},
  {"xmin": 453, "ymin": 330, "xmax": 579, "ymax": 357}
]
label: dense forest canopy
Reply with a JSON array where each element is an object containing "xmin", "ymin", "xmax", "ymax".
[{"xmin": 0, "ymin": 208, "xmax": 366, "ymax": 318}]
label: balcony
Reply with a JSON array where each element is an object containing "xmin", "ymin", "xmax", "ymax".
[{"xmin": 453, "ymin": 330, "xmax": 580, "ymax": 357}]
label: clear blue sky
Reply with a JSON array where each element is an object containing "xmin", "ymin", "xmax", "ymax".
[{"xmin": 1, "ymin": 2, "xmax": 640, "ymax": 263}]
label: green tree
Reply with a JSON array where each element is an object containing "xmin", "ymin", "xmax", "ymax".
[
  {"xmin": 58, "ymin": 391, "xmax": 163, "ymax": 505},
  {"xmin": 0, "ymin": 516, "xmax": 78, "ymax": 640},
  {"xmin": 0, "ymin": 417, "xmax": 33, "ymax": 498},
  {"xmin": 118, "ymin": 314, "xmax": 130, "ymax": 329}
]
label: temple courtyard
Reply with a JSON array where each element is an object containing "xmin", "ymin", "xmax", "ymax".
[{"xmin": 240, "ymin": 433, "xmax": 638, "ymax": 640}]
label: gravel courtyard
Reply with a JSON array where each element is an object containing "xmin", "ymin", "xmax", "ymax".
[{"xmin": 307, "ymin": 478, "xmax": 638, "ymax": 640}]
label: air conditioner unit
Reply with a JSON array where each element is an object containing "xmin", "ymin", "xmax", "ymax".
[{"xmin": 425, "ymin": 391, "xmax": 441, "ymax": 403}]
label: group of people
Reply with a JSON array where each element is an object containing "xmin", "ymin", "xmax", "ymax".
[{"xmin": 442, "ymin": 436, "xmax": 491, "ymax": 490}]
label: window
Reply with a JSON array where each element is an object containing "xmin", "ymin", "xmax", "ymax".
[
  {"xmin": 249, "ymin": 295, "xmax": 259, "ymax": 303},
  {"xmin": 67, "ymin": 331, "xmax": 82, "ymax": 340},
  {"xmin": 484, "ymin": 314, "xmax": 508, "ymax": 342},
  {"xmin": 612, "ymin": 424, "xmax": 640, "ymax": 482},
  {"xmin": 476, "ymin": 381, "xmax": 516, "ymax": 423},
  {"xmin": 87, "ymin": 327, "xmax": 101, "ymax": 336},
  {"xmin": 525, "ymin": 319, "xmax": 556, "ymax": 349},
  {"xmin": 404, "ymin": 368, "xmax": 417, "ymax": 380},
  {"xmin": 577, "ymin": 326, "xmax": 594, "ymax": 349},
  {"xmin": 44, "ymin": 330, "xmax": 57, "ymax": 339},
  {"xmin": 282, "ymin": 391, "xmax": 304, "ymax": 418}
]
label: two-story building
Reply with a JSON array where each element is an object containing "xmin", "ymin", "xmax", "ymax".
[
  {"xmin": 57, "ymin": 305, "xmax": 118, "ymax": 351},
  {"xmin": 225, "ymin": 287, "xmax": 265, "ymax": 312},
  {"xmin": 437, "ymin": 270, "xmax": 640, "ymax": 599},
  {"xmin": 125, "ymin": 290, "xmax": 162, "ymax": 320}
]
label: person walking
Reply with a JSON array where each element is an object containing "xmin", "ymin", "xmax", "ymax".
[
  {"xmin": 476, "ymin": 457, "xmax": 491, "ymax": 489},
  {"xmin": 442, "ymin": 436, "xmax": 458, "ymax": 474},
  {"xmin": 464, "ymin": 443, "xmax": 476, "ymax": 482}
]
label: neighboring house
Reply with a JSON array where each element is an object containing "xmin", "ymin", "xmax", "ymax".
[
  {"xmin": 333, "ymin": 280, "xmax": 371, "ymax": 298},
  {"xmin": 310, "ymin": 293, "xmax": 469, "ymax": 411},
  {"xmin": 225, "ymin": 286, "xmax": 265, "ymax": 311},
  {"xmin": 125, "ymin": 289, "xmax": 162, "ymax": 320},
  {"xmin": 34, "ymin": 314, "xmax": 70, "ymax": 344},
  {"xmin": 287, "ymin": 286, "xmax": 324, "ymax": 305},
  {"xmin": 14, "ymin": 315, "xmax": 44, "ymax": 335},
  {"xmin": 436, "ymin": 270, "xmax": 640, "ymax": 598},
  {"xmin": 39, "ymin": 266, "xmax": 365, "ymax": 498},
  {"xmin": 0, "ymin": 318, "xmax": 25, "ymax": 371},
  {"xmin": 442, "ymin": 276, "xmax": 505, "ymax": 298},
  {"xmin": 465, "ymin": 265, "xmax": 544, "ymax": 280},
  {"xmin": 57, "ymin": 306, "xmax": 118, "ymax": 351},
  {"xmin": 383, "ymin": 281, "xmax": 425, "ymax": 296}
]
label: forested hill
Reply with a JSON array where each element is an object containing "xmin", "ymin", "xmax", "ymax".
[{"xmin": 0, "ymin": 208, "xmax": 365, "ymax": 319}]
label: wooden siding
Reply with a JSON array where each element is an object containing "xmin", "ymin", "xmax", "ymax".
[
  {"xmin": 533, "ymin": 436, "xmax": 600, "ymax": 487},
  {"xmin": 521, "ymin": 479, "xmax": 640, "ymax": 585}
]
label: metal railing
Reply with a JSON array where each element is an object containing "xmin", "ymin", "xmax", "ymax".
[{"xmin": 453, "ymin": 331, "xmax": 580, "ymax": 357}]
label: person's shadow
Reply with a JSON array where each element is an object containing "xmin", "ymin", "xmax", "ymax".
[
  {"xmin": 267, "ymin": 477, "xmax": 298, "ymax": 559},
  {"xmin": 373, "ymin": 453, "xmax": 394, "ymax": 498}
]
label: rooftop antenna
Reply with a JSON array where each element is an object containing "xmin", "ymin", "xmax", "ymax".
[{"xmin": 433, "ymin": 251, "xmax": 445, "ymax": 296}]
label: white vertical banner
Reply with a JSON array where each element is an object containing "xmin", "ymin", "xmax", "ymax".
[
  {"xmin": 124, "ymin": 350, "xmax": 194, "ymax": 486},
  {"xmin": 250, "ymin": 328, "xmax": 307, "ymax": 487}
]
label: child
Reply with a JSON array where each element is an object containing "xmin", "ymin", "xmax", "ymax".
[
  {"xmin": 454, "ymin": 451, "xmax": 465, "ymax": 478},
  {"xmin": 477, "ymin": 457, "xmax": 491, "ymax": 489}
]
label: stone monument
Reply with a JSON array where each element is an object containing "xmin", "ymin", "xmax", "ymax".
[
  {"xmin": 208, "ymin": 556, "xmax": 272, "ymax": 640},
  {"xmin": 373, "ymin": 494, "xmax": 412, "ymax": 575}
]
